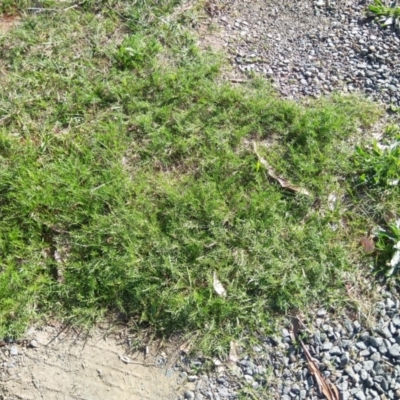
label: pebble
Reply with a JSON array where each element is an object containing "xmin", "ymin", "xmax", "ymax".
[
  {"xmin": 389, "ymin": 344, "xmax": 400, "ymax": 357},
  {"xmin": 29, "ymin": 340, "xmax": 40, "ymax": 348},
  {"xmin": 184, "ymin": 390, "xmax": 195, "ymax": 400},
  {"xmin": 362, "ymin": 360, "xmax": 374, "ymax": 372},
  {"xmin": 10, "ymin": 346, "xmax": 18, "ymax": 356}
]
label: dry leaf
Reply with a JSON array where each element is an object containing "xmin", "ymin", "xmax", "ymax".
[
  {"xmin": 228, "ymin": 340, "xmax": 239, "ymax": 363},
  {"xmin": 360, "ymin": 236, "xmax": 375, "ymax": 254},
  {"xmin": 226, "ymin": 340, "xmax": 240, "ymax": 372},
  {"xmin": 327, "ymin": 192, "xmax": 337, "ymax": 211},
  {"xmin": 213, "ymin": 271, "xmax": 226, "ymax": 297},
  {"xmin": 290, "ymin": 317, "xmax": 300, "ymax": 342},
  {"xmin": 300, "ymin": 340, "xmax": 339, "ymax": 400},
  {"xmin": 253, "ymin": 142, "xmax": 311, "ymax": 196},
  {"xmin": 179, "ymin": 341, "xmax": 192, "ymax": 354},
  {"xmin": 292, "ymin": 319, "xmax": 339, "ymax": 400}
]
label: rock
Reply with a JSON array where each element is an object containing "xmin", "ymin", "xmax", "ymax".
[
  {"xmin": 340, "ymin": 353, "xmax": 350, "ymax": 367},
  {"xmin": 345, "ymin": 366, "xmax": 359, "ymax": 383},
  {"xmin": 184, "ymin": 390, "xmax": 195, "ymax": 400},
  {"xmin": 387, "ymin": 298, "xmax": 396, "ymax": 309},
  {"xmin": 393, "ymin": 316, "xmax": 400, "ymax": 327},
  {"xmin": 188, "ymin": 376, "xmax": 197, "ymax": 382},
  {"xmin": 290, "ymin": 384, "xmax": 300, "ymax": 394},
  {"xmin": 282, "ymin": 328, "xmax": 291, "ymax": 337},
  {"xmin": 337, "ymin": 380, "xmax": 349, "ymax": 391},
  {"xmin": 317, "ymin": 308, "xmax": 327, "ymax": 317},
  {"xmin": 369, "ymin": 337, "xmax": 384, "ymax": 348},
  {"xmin": 355, "ymin": 390, "xmax": 366, "ymax": 400},
  {"xmin": 322, "ymin": 342, "xmax": 333, "ymax": 351},
  {"xmin": 389, "ymin": 344, "xmax": 400, "ymax": 357},
  {"xmin": 165, "ymin": 369, "xmax": 175, "ymax": 378},
  {"xmin": 362, "ymin": 360, "xmax": 374, "ymax": 372},
  {"xmin": 340, "ymin": 391, "xmax": 350, "ymax": 400},
  {"xmin": 374, "ymin": 363, "xmax": 385, "ymax": 375},
  {"xmin": 360, "ymin": 369, "xmax": 368, "ymax": 381},
  {"xmin": 330, "ymin": 346, "xmax": 342, "ymax": 356},
  {"xmin": 356, "ymin": 342, "xmax": 367, "ymax": 350},
  {"xmin": 370, "ymin": 352, "xmax": 381, "ymax": 362},
  {"xmin": 10, "ymin": 346, "xmax": 18, "ymax": 356},
  {"xmin": 29, "ymin": 340, "xmax": 40, "ymax": 348}
]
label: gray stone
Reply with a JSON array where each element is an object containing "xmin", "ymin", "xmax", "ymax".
[
  {"xmin": 360, "ymin": 369, "xmax": 368, "ymax": 381},
  {"xmin": 393, "ymin": 316, "xmax": 400, "ymax": 327},
  {"xmin": 322, "ymin": 342, "xmax": 333, "ymax": 351},
  {"xmin": 374, "ymin": 363, "xmax": 385, "ymax": 375},
  {"xmin": 390, "ymin": 344, "xmax": 400, "ymax": 357},
  {"xmin": 370, "ymin": 352, "xmax": 381, "ymax": 362},
  {"xmin": 337, "ymin": 380, "xmax": 349, "ymax": 391},
  {"xmin": 330, "ymin": 346, "xmax": 342, "ymax": 356},
  {"xmin": 291, "ymin": 385, "xmax": 300, "ymax": 395},
  {"xmin": 386, "ymin": 297, "xmax": 396, "ymax": 309},
  {"xmin": 362, "ymin": 360, "xmax": 374, "ymax": 372},
  {"xmin": 184, "ymin": 391, "xmax": 195, "ymax": 400},
  {"xmin": 10, "ymin": 346, "xmax": 18, "ymax": 356},
  {"xmin": 282, "ymin": 328, "xmax": 291, "ymax": 337},
  {"xmin": 381, "ymin": 379, "xmax": 390, "ymax": 391},
  {"xmin": 340, "ymin": 353, "xmax": 350, "ymax": 367},
  {"xmin": 317, "ymin": 308, "xmax": 327, "ymax": 317},
  {"xmin": 165, "ymin": 368, "xmax": 174, "ymax": 378},
  {"xmin": 355, "ymin": 391, "xmax": 366, "ymax": 400},
  {"xmin": 379, "ymin": 327, "xmax": 393, "ymax": 339},
  {"xmin": 340, "ymin": 391, "xmax": 350, "ymax": 400},
  {"xmin": 360, "ymin": 349, "xmax": 371, "ymax": 357},
  {"xmin": 356, "ymin": 342, "xmax": 367, "ymax": 350},
  {"xmin": 379, "ymin": 344, "xmax": 388, "ymax": 355}
]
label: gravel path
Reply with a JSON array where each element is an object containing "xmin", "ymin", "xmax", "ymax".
[{"xmin": 204, "ymin": 0, "xmax": 400, "ymax": 107}]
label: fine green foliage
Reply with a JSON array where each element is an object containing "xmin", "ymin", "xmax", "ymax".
[{"xmin": 0, "ymin": 0, "xmax": 387, "ymax": 353}]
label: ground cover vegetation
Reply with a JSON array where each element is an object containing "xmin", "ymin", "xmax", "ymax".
[{"xmin": 0, "ymin": 0, "xmax": 398, "ymax": 354}]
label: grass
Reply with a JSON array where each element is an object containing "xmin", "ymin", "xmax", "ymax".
[
  {"xmin": 367, "ymin": 0, "xmax": 400, "ymax": 30},
  {"xmin": 0, "ymin": 0, "xmax": 398, "ymax": 359}
]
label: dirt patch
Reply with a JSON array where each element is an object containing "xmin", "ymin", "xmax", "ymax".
[
  {"xmin": 0, "ymin": 15, "xmax": 20, "ymax": 34},
  {"xmin": 0, "ymin": 325, "xmax": 182, "ymax": 399}
]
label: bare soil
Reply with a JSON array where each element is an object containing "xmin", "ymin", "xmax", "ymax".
[
  {"xmin": 0, "ymin": 15, "xmax": 19, "ymax": 34},
  {"xmin": 0, "ymin": 325, "xmax": 182, "ymax": 400}
]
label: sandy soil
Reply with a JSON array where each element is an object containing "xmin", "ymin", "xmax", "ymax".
[
  {"xmin": 0, "ymin": 15, "xmax": 19, "ymax": 34},
  {"xmin": 0, "ymin": 325, "xmax": 182, "ymax": 400}
]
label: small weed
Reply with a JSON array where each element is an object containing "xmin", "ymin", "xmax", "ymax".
[
  {"xmin": 367, "ymin": 0, "xmax": 400, "ymax": 30},
  {"xmin": 352, "ymin": 124, "xmax": 400, "ymax": 277}
]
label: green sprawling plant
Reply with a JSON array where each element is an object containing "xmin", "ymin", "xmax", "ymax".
[
  {"xmin": 0, "ymin": 0, "xmax": 390, "ymax": 358},
  {"xmin": 368, "ymin": 0, "xmax": 400, "ymax": 30},
  {"xmin": 354, "ymin": 125, "xmax": 400, "ymax": 278}
]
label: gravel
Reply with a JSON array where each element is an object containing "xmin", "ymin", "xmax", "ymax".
[
  {"xmin": 204, "ymin": 0, "xmax": 400, "ymax": 107},
  {"xmin": 171, "ymin": 290, "xmax": 400, "ymax": 399}
]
